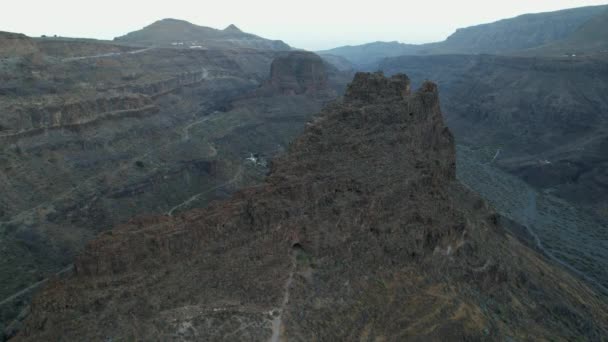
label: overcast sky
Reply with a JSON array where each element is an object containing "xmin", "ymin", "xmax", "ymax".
[{"xmin": 2, "ymin": 0, "xmax": 606, "ymax": 50}]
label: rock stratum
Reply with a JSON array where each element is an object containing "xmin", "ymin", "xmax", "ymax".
[{"xmin": 15, "ymin": 73, "xmax": 608, "ymax": 341}]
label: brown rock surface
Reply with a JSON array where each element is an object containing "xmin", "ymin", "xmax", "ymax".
[{"xmin": 15, "ymin": 73, "xmax": 608, "ymax": 341}]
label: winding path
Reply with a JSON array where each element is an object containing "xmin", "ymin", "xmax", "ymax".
[
  {"xmin": 166, "ymin": 167, "xmax": 242, "ymax": 216},
  {"xmin": 489, "ymin": 148, "xmax": 501, "ymax": 164},
  {"xmin": 269, "ymin": 254, "xmax": 296, "ymax": 342},
  {"xmin": 62, "ymin": 47, "xmax": 155, "ymax": 62},
  {"xmin": 0, "ymin": 265, "xmax": 73, "ymax": 308},
  {"xmin": 521, "ymin": 190, "xmax": 608, "ymax": 294}
]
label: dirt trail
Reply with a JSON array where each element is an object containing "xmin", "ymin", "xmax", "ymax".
[
  {"xmin": 521, "ymin": 190, "xmax": 608, "ymax": 294},
  {"xmin": 0, "ymin": 265, "xmax": 73, "ymax": 308},
  {"xmin": 269, "ymin": 254, "xmax": 296, "ymax": 342},
  {"xmin": 166, "ymin": 166, "xmax": 242, "ymax": 216}
]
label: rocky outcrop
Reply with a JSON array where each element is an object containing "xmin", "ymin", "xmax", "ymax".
[
  {"xmin": 15, "ymin": 73, "xmax": 608, "ymax": 341},
  {"xmin": 344, "ymin": 71, "xmax": 411, "ymax": 102},
  {"xmin": 0, "ymin": 32, "xmax": 39, "ymax": 58},
  {"xmin": 261, "ymin": 51, "xmax": 335, "ymax": 97}
]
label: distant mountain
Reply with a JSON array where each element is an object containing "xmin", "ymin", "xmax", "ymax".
[
  {"xmin": 317, "ymin": 41, "xmax": 423, "ymax": 67},
  {"xmin": 114, "ymin": 18, "xmax": 291, "ymax": 51},
  {"xmin": 528, "ymin": 8, "xmax": 608, "ymax": 56},
  {"xmin": 319, "ymin": 5, "xmax": 608, "ymax": 66},
  {"xmin": 437, "ymin": 5, "xmax": 607, "ymax": 54}
]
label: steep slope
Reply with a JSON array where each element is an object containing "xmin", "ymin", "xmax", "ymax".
[
  {"xmin": 14, "ymin": 73, "xmax": 608, "ymax": 341},
  {"xmin": 114, "ymin": 18, "xmax": 291, "ymax": 50},
  {"xmin": 319, "ymin": 4, "xmax": 608, "ymax": 66}
]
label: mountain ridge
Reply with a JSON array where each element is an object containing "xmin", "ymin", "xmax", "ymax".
[{"xmin": 318, "ymin": 4, "xmax": 608, "ymax": 66}]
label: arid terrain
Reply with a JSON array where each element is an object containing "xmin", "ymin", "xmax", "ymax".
[{"xmin": 1, "ymin": 4, "xmax": 608, "ymax": 340}]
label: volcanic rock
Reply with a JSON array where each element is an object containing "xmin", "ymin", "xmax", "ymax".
[
  {"xmin": 261, "ymin": 51, "xmax": 335, "ymax": 97},
  {"xmin": 15, "ymin": 73, "xmax": 608, "ymax": 341}
]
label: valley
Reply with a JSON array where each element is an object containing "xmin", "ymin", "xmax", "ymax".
[{"xmin": 2, "ymin": 3, "xmax": 608, "ymax": 340}]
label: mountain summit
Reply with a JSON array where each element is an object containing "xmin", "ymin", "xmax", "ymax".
[
  {"xmin": 223, "ymin": 24, "xmax": 243, "ymax": 33},
  {"xmin": 114, "ymin": 18, "xmax": 290, "ymax": 50},
  {"xmin": 16, "ymin": 73, "xmax": 608, "ymax": 341}
]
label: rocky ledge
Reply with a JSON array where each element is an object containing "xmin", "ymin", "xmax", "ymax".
[{"xmin": 14, "ymin": 73, "xmax": 608, "ymax": 341}]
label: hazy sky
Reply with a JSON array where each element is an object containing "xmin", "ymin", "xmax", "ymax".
[{"xmin": 2, "ymin": 0, "xmax": 606, "ymax": 50}]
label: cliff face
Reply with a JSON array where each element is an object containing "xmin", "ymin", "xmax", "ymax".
[
  {"xmin": 262, "ymin": 51, "xmax": 335, "ymax": 97},
  {"xmin": 15, "ymin": 73, "xmax": 608, "ymax": 341}
]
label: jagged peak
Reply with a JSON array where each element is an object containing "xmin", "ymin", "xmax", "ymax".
[
  {"xmin": 223, "ymin": 24, "xmax": 242, "ymax": 33},
  {"xmin": 344, "ymin": 72, "xmax": 411, "ymax": 103}
]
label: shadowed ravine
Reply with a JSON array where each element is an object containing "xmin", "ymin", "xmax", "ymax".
[{"xmin": 457, "ymin": 145, "xmax": 608, "ymax": 295}]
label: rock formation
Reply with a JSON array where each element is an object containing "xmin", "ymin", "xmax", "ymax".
[
  {"xmin": 261, "ymin": 51, "xmax": 335, "ymax": 97},
  {"xmin": 14, "ymin": 73, "xmax": 608, "ymax": 341}
]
